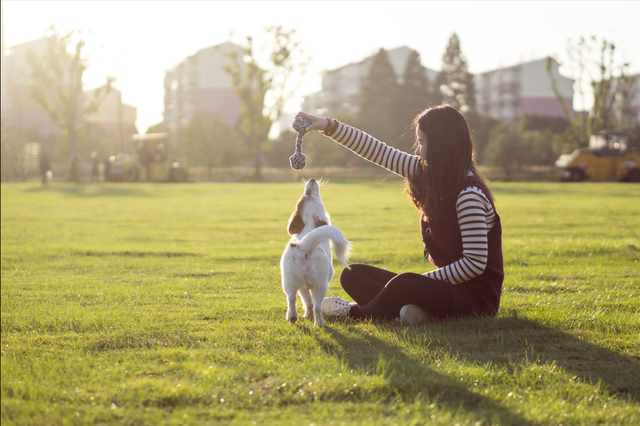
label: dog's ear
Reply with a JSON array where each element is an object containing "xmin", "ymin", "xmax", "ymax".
[
  {"xmin": 288, "ymin": 212, "xmax": 304, "ymax": 235},
  {"xmin": 288, "ymin": 198, "xmax": 305, "ymax": 235}
]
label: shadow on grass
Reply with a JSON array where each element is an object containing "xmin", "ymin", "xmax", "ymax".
[
  {"xmin": 315, "ymin": 316, "xmax": 639, "ymax": 424},
  {"xmin": 24, "ymin": 183, "xmax": 153, "ymax": 198},
  {"xmin": 468, "ymin": 317, "xmax": 640, "ymax": 400},
  {"xmin": 316, "ymin": 324, "xmax": 539, "ymax": 426}
]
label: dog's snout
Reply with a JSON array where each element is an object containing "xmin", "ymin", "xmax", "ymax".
[{"xmin": 304, "ymin": 179, "xmax": 319, "ymax": 195}]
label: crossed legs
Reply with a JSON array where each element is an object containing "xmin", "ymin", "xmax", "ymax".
[{"xmin": 340, "ymin": 264, "xmax": 464, "ymax": 321}]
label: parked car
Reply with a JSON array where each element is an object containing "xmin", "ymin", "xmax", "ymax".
[{"xmin": 555, "ymin": 130, "xmax": 640, "ymax": 182}]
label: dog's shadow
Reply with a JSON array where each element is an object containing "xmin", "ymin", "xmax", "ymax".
[{"xmin": 307, "ymin": 316, "xmax": 639, "ymax": 424}]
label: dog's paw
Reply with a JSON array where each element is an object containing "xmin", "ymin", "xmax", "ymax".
[{"xmin": 286, "ymin": 307, "xmax": 298, "ymax": 323}]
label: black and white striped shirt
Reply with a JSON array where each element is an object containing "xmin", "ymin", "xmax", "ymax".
[{"xmin": 328, "ymin": 122, "xmax": 497, "ymax": 284}]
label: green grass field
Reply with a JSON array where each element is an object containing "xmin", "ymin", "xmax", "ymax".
[{"xmin": 1, "ymin": 180, "xmax": 639, "ymax": 425}]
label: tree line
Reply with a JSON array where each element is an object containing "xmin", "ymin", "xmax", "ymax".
[
  {"xmin": 187, "ymin": 31, "xmax": 638, "ymax": 180},
  {"xmin": 1, "ymin": 28, "xmax": 637, "ymax": 182},
  {"xmin": 181, "ymin": 32, "xmax": 482, "ymax": 178}
]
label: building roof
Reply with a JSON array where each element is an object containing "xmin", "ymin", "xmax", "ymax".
[{"xmin": 475, "ymin": 57, "xmax": 558, "ymax": 76}]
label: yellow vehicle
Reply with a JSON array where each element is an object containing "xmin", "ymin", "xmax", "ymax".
[
  {"xmin": 104, "ymin": 133, "xmax": 189, "ymax": 182},
  {"xmin": 555, "ymin": 130, "xmax": 640, "ymax": 182}
]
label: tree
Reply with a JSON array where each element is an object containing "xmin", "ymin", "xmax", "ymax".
[
  {"xmin": 525, "ymin": 129, "xmax": 567, "ymax": 166},
  {"xmin": 183, "ymin": 111, "xmax": 242, "ymax": 180},
  {"xmin": 546, "ymin": 36, "xmax": 632, "ymax": 148},
  {"xmin": 627, "ymin": 124, "xmax": 640, "ymax": 151},
  {"xmin": 358, "ymin": 48, "xmax": 400, "ymax": 145},
  {"xmin": 395, "ymin": 49, "xmax": 437, "ymax": 151},
  {"xmin": 518, "ymin": 113, "xmax": 571, "ymax": 134},
  {"xmin": 483, "ymin": 123, "xmax": 529, "ymax": 181},
  {"xmin": 82, "ymin": 122, "xmax": 119, "ymax": 163},
  {"xmin": 224, "ymin": 26, "xmax": 306, "ymax": 180},
  {"xmin": 1, "ymin": 118, "xmax": 28, "ymax": 181},
  {"xmin": 439, "ymin": 33, "xmax": 475, "ymax": 113},
  {"xmin": 613, "ymin": 74, "xmax": 639, "ymax": 130},
  {"xmin": 28, "ymin": 27, "xmax": 113, "ymax": 181},
  {"xmin": 433, "ymin": 71, "xmax": 446, "ymax": 106},
  {"xmin": 515, "ymin": 114, "xmax": 571, "ymax": 166},
  {"xmin": 467, "ymin": 113, "xmax": 500, "ymax": 163}
]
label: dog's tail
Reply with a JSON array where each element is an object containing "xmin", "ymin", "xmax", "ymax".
[{"xmin": 297, "ymin": 225, "xmax": 352, "ymax": 269}]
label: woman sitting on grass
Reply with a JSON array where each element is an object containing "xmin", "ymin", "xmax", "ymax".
[{"xmin": 293, "ymin": 105, "xmax": 504, "ymax": 324}]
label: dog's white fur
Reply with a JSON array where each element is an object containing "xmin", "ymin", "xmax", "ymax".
[{"xmin": 280, "ymin": 179, "xmax": 351, "ymax": 327}]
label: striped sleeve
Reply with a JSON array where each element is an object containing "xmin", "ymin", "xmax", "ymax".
[
  {"xmin": 326, "ymin": 122, "xmax": 421, "ymax": 180},
  {"xmin": 423, "ymin": 186, "xmax": 496, "ymax": 284}
]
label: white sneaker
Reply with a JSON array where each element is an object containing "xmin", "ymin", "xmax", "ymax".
[
  {"xmin": 322, "ymin": 297, "xmax": 356, "ymax": 318},
  {"xmin": 399, "ymin": 304, "xmax": 430, "ymax": 325}
]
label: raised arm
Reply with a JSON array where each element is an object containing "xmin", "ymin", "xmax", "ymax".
[{"xmin": 293, "ymin": 112, "xmax": 422, "ymax": 180}]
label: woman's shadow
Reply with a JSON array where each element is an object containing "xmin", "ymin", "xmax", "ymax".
[{"xmin": 311, "ymin": 316, "xmax": 639, "ymax": 425}]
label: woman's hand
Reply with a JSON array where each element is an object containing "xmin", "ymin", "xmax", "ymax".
[{"xmin": 293, "ymin": 112, "xmax": 330, "ymax": 132}]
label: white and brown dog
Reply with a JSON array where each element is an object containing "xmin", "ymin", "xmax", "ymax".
[{"xmin": 280, "ymin": 179, "xmax": 351, "ymax": 327}]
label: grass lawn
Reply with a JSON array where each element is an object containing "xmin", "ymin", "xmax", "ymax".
[{"xmin": 1, "ymin": 180, "xmax": 639, "ymax": 425}]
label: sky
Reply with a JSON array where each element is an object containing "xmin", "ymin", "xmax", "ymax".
[{"xmin": 3, "ymin": 0, "xmax": 640, "ymax": 134}]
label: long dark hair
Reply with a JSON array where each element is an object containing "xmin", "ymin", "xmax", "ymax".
[{"xmin": 404, "ymin": 105, "xmax": 491, "ymax": 221}]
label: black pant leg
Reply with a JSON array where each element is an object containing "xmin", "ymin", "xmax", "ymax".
[
  {"xmin": 340, "ymin": 264, "xmax": 398, "ymax": 306},
  {"xmin": 349, "ymin": 272, "xmax": 458, "ymax": 321}
]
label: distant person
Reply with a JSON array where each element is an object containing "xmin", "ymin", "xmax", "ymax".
[
  {"xmin": 39, "ymin": 154, "xmax": 51, "ymax": 185},
  {"xmin": 69, "ymin": 155, "xmax": 79, "ymax": 183},
  {"xmin": 104, "ymin": 158, "xmax": 112, "ymax": 182},
  {"xmin": 154, "ymin": 144, "xmax": 166, "ymax": 162},
  {"xmin": 293, "ymin": 106, "xmax": 504, "ymax": 324},
  {"xmin": 90, "ymin": 152, "xmax": 100, "ymax": 182},
  {"xmin": 138, "ymin": 141, "xmax": 155, "ymax": 181}
]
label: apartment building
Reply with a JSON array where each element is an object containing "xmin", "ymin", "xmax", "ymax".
[
  {"xmin": 612, "ymin": 73, "xmax": 640, "ymax": 126},
  {"xmin": 303, "ymin": 46, "xmax": 439, "ymax": 117},
  {"xmin": 474, "ymin": 57, "xmax": 574, "ymax": 122},
  {"xmin": 163, "ymin": 42, "xmax": 243, "ymax": 135},
  {"xmin": 84, "ymin": 87, "xmax": 138, "ymax": 153}
]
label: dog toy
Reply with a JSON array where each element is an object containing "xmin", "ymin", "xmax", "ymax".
[{"xmin": 290, "ymin": 117, "xmax": 311, "ymax": 170}]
